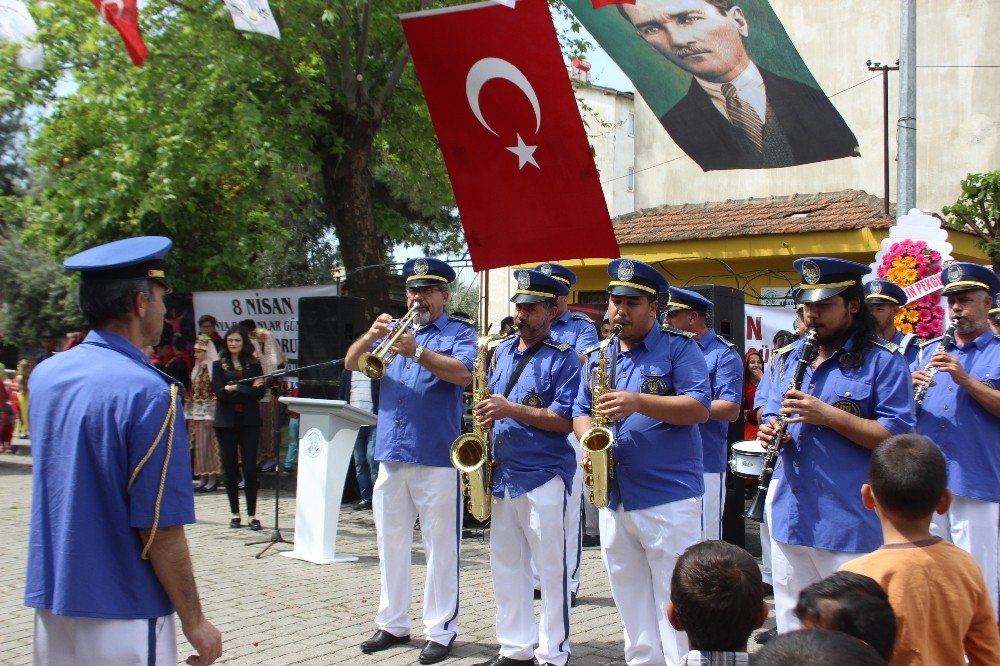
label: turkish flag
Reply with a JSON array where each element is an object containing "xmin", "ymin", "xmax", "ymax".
[
  {"xmin": 401, "ymin": 0, "xmax": 619, "ymax": 272},
  {"xmin": 591, "ymin": 0, "xmax": 634, "ymax": 8},
  {"xmin": 92, "ymin": 0, "xmax": 148, "ymax": 66}
]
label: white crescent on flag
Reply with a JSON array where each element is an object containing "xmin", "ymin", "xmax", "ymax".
[{"xmin": 465, "ymin": 57, "xmax": 541, "ymax": 170}]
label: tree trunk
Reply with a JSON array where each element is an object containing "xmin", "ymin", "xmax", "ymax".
[
  {"xmin": 991, "ymin": 251, "xmax": 1000, "ymax": 277},
  {"xmin": 318, "ymin": 119, "xmax": 392, "ymax": 318}
]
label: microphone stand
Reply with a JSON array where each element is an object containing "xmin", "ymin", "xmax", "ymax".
[{"xmin": 244, "ymin": 358, "xmax": 344, "ymax": 558}]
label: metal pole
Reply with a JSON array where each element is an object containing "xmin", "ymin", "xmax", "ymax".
[
  {"xmin": 866, "ymin": 60, "xmax": 899, "ymax": 218},
  {"xmin": 897, "ymin": 0, "xmax": 917, "ymax": 217}
]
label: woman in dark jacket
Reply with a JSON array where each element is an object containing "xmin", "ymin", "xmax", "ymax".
[{"xmin": 212, "ymin": 325, "xmax": 266, "ymax": 530}]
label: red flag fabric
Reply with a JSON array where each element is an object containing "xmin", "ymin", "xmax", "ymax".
[
  {"xmin": 92, "ymin": 0, "xmax": 148, "ymax": 66},
  {"xmin": 401, "ymin": 0, "xmax": 619, "ymax": 272},
  {"xmin": 591, "ymin": 0, "xmax": 635, "ymax": 8}
]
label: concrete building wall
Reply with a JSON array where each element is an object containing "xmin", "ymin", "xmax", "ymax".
[{"xmin": 632, "ymin": 0, "xmax": 999, "ymax": 215}]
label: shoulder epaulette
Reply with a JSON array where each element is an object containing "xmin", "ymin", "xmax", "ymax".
[
  {"xmin": 570, "ymin": 312, "xmax": 593, "ymax": 322},
  {"xmin": 919, "ymin": 335, "xmax": 943, "ymax": 349},
  {"xmin": 870, "ymin": 336, "xmax": 898, "ymax": 352},
  {"xmin": 581, "ymin": 342, "xmax": 602, "ymax": 356},
  {"xmin": 543, "ymin": 338, "xmax": 572, "ymax": 352},
  {"xmin": 718, "ymin": 335, "xmax": 737, "ymax": 349},
  {"xmin": 662, "ymin": 325, "xmax": 696, "ymax": 339},
  {"xmin": 447, "ymin": 314, "xmax": 475, "ymax": 326},
  {"xmin": 775, "ymin": 342, "xmax": 796, "ymax": 356}
]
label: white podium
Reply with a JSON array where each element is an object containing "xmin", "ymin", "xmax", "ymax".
[{"xmin": 278, "ymin": 397, "xmax": 377, "ymax": 564}]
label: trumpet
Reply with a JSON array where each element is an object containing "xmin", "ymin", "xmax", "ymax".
[
  {"xmin": 358, "ymin": 305, "xmax": 421, "ymax": 380},
  {"xmin": 580, "ymin": 324, "xmax": 621, "ymax": 508},
  {"xmin": 914, "ymin": 317, "xmax": 959, "ymax": 411}
]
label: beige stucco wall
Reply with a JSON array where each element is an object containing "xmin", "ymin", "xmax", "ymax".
[
  {"xmin": 576, "ymin": 82, "xmax": 636, "ymax": 217},
  {"xmin": 632, "ymin": 0, "xmax": 999, "ymax": 214}
]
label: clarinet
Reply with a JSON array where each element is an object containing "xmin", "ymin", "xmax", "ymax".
[
  {"xmin": 744, "ymin": 328, "xmax": 818, "ymax": 523},
  {"xmin": 913, "ymin": 318, "xmax": 959, "ymax": 413}
]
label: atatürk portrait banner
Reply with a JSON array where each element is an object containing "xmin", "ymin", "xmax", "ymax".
[{"xmin": 566, "ymin": 0, "xmax": 859, "ymax": 171}]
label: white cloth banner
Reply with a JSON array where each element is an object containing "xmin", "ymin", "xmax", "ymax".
[
  {"xmin": 193, "ymin": 284, "xmax": 337, "ymax": 364},
  {"xmin": 0, "ymin": 0, "xmax": 43, "ymax": 69},
  {"xmin": 743, "ymin": 303, "xmax": 797, "ymax": 364},
  {"xmin": 222, "ymin": 0, "xmax": 280, "ymax": 39}
]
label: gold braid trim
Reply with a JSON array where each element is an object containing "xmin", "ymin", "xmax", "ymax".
[{"xmin": 127, "ymin": 383, "xmax": 179, "ymax": 560}]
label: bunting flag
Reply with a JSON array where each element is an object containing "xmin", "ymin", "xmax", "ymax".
[
  {"xmin": 92, "ymin": 0, "xmax": 148, "ymax": 66},
  {"xmin": 401, "ymin": 0, "xmax": 619, "ymax": 271},
  {"xmin": 0, "ymin": 0, "xmax": 43, "ymax": 69},
  {"xmin": 223, "ymin": 0, "xmax": 280, "ymax": 40}
]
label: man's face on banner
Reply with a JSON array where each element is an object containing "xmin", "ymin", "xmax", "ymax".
[{"xmin": 622, "ymin": 0, "xmax": 751, "ymax": 83}]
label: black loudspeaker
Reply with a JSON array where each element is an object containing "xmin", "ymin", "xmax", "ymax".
[
  {"xmin": 689, "ymin": 285, "xmax": 749, "ymax": 548},
  {"xmin": 297, "ymin": 296, "xmax": 367, "ymax": 399}
]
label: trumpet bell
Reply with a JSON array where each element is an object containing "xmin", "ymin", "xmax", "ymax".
[{"xmin": 358, "ymin": 352, "xmax": 386, "ymax": 380}]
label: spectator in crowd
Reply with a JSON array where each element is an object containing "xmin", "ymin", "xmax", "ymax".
[
  {"xmin": 212, "ymin": 325, "xmax": 266, "ymax": 531},
  {"xmin": 340, "ymin": 367, "xmax": 379, "ymax": 510},
  {"xmin": 668, "ymin": 541, "xmax": 768, "ymax": 664},
  {"xmin": 792, "ymin": 572, "xmax": 896, "ymax": 661},
  {"xmin": 14, "ymin": 359, "xmax": 31, "ymax": 438},
  {"xmin": 240, "ymin": 319, "xmax": 285, "ymax": 473},
  {"xmin": 63, "ymin": 329, "xmax": 88, "ymax": 351},
  {"xmin": 839, "ymin": 434, "xmax": 1000, "ymax": 664},
  {"xmin": 199, "ymin": 314, "xmax": 223, "ymax": 352},
  {"xmin": 33, "ymin": 331, "xmax": 57, "ymax": 366},
  {"xmin": 282, "ymin": 386, "xmax": 300, "ymax": 474},
  {"xmin": 742, "ymin": 349, "xmax": 763, "ymax": 440},
  {"xmin": 151, "ymin": 337, "xmax": 173, "ymax": 371},
  {"xmin": 0, "ymin": 382, "xmax": 14, "ymax": 453},
  {"xmin": 188, "ymin": 336, "xmax": 221, "ymax": 493},
  {"xmin": 599, "ymin": 315, "xmax": 614, "ymax": 340},
  {"xmin": 165, "ymin": 333, "xmax": 193, "ymax": 393},
  {"xmin": 755, "ymin": 629, "xmax": 887, "ymax": 665},
  {"xmin": 498, "ymin": 315, "xmax": 515, "ymax": 336}
]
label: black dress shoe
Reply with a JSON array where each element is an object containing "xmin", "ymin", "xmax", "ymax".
[
  {"xmin": 248, "ymin": 519, "xmax": 262, "ymax": 531},
  {"xmin": 229, "ymin": 517, "xmax": 241, "ymax": 529},
  {"xmin": 353, "ymin": 499, "xmax": 373, "ymax": 511},
  {"xmin": 754, "ymin": 626, "xmax": 778, "ymax": 644},
  {"xmin": 473, "ymin": 654, "xmax": 535, "ymax": 666},
  {"xmin": 360, "ymin": 629, "xmax": 410, "ymax": 653},
  {"xmin": 418, "ymin": 638, "xmax": 454, "ymax": 664}
]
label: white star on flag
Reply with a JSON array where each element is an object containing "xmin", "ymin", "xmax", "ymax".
[{"xmin": 507, "ymin": 134, "xmax": 539, "ymax": 170}]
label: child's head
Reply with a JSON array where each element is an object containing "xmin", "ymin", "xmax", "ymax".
[
  {"xmin": 755, "ymin": 628, "xmax": 887, "ymax": 665},
  {"xmin": 794, "ymin": 572, "xmax": 896, "ymax": 660},
  {"xmin": 668, "ymin": 541, "xmax": 767, "ymax": 651},
  {"xmin": 866, "ymin": 434, "xmax": 949, "ymax": 521}
]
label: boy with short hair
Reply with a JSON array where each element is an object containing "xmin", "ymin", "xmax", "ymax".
[
  {"xmin": 793, "ymin": 571, "xmax": 896, "ymax": 660},
  {"xmin": 839, "ymin": 434, "xmax": 1000, "ymax": 664},
  {"xmin": 668, "ymin": 541, "xmax": 768, "ymax": 664}
]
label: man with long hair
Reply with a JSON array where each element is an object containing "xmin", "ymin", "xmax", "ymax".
[{"xmin": 757, "ymin": 257, "xmax": 915, "ymax": 635}]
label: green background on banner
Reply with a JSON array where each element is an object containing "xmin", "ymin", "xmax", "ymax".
[{"xmin": 564, "ymin": 0, "xmax": 821, "ymax": 118}]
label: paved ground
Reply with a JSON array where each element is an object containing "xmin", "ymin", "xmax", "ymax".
[{"xmin": 0, "ymin": 443, "xmax": 774, "ymax": 665}]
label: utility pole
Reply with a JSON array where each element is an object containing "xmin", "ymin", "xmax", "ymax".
[
  {"xmin": 866, "ymin": 60, "xmax": 899, "ymax": 218},
  {"xmin": 897, "ymin": 0, "xmax": 917, "ymax": 218}
]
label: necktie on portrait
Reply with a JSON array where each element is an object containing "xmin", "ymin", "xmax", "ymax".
[{"xmin": 721, "ymin": 83, "xmax": 764, "ymax": 153}]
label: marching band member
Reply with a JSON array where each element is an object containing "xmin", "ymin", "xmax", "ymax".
[
  {"xmin": 473, "ymin": 269, "xmax": 581, "ymax": 666},
  {"xmin": 348, "ymin": 257, "xmax": 476, "ymax": 665},
  {"xmin": 989, "ymin": 291, "xmax": 1000, "ymax": 335},
  {"xmin": 663, "ymin": 287, "xmax": 743, "ymax": 541},
  {"xmin": 573, "ymin": 259, "xmax": 711, "ymax": 666},
  {"xmin": 758, "ymin": 258, "xmax": 915, "ymax": 634},
  {"xmin": 864, "ymin": 278, "xmax": 919, "ymax": 364},
  {"xmin": 912, "ymin": 263, "xmax": 1000, "ymax": 618},
  {"xmin": 536, "ymin": 262, "xmax": 601, "ymax": 592}
]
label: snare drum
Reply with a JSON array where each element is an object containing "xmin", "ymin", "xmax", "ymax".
[{"xmin": 729, "ymin": 440, "xmax": 765, "ymax": 479}]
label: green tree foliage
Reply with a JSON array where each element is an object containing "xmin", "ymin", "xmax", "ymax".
[
  {"xmin": 943, "ymin": 171, "xmax": 1000, "ymax": 274},
  {"xmin": 0, "ymin": 0, "xmax": 464, "ymax": 304}
]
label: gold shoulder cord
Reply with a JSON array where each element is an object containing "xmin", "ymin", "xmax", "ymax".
[{"xmin": 127, "ymin": 383, "xmax": 179, "ymax": 560}]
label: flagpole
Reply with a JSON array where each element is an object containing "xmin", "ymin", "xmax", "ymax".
[
  {"xmin": 482, "ymin": 269, "xmax": 490, "ymax": 331},
  {"xmin": 896, "ymin": 0, "xmax": 917, "ymax": 217}
]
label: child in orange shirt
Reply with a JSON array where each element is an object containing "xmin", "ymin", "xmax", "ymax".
[{"xmin": 839, "ymin": 434, "xmax": 1000, "ymax": 665}]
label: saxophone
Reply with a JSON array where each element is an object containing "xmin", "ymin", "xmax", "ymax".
[
  {"xmin": 450, "ymin": 331, "xmax": 508, "ymax": 521},
  {"xmin": 580, "ymin": 324, "xmax": 622, "ymax": 508}
]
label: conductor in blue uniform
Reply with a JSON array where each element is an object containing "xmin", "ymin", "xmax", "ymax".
[
  {"xmin": 573, "ymin": 258, "xmax": 711, "ymax": 666},
  {"xmin": 474, "ymin": 269, "xmax": 581, "ymax": 666},
  {"xmin": 758, "ymin": 257, "xmax": 915, "ymax": 634},
  {"xmin": 25, "ymin": 237, "xmax": 222, "ymax": 665}
]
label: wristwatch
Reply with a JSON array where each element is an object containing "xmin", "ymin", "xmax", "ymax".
[{"xmin": 413, "ymin": 344, "xmax": 425, "ymax": 362}]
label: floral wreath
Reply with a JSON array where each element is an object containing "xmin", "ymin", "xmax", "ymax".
[{"xmin": 877, "ymin": 239, "xmax": 944, "ymax": 339}]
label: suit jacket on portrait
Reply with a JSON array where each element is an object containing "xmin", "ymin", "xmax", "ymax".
[
  {"xmin": 211, "ymin": 359, "xmax": 266, "ymax": 428},
  {"xmin": 660, "ymin": 67, "xmax": 859, "ymax": 171}
]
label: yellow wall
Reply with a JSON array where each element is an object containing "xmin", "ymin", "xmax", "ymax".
[{"xmin": 555, "ymin": 230, "xmax": 989, "ymax": 305}]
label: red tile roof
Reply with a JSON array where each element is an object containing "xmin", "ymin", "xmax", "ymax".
[{"xmin": 614, "ymin": 190, "xmax": 895, "ymax": 244}]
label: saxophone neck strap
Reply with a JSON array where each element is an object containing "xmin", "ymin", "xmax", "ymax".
[{"xmin": 503, "ymin": 337, "xmax": 549, "ymax": 399}]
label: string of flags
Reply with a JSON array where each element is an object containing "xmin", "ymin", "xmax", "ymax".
[{"xmin": 0, "ymin": 0, "xmax": 280, "ymax": 69}]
